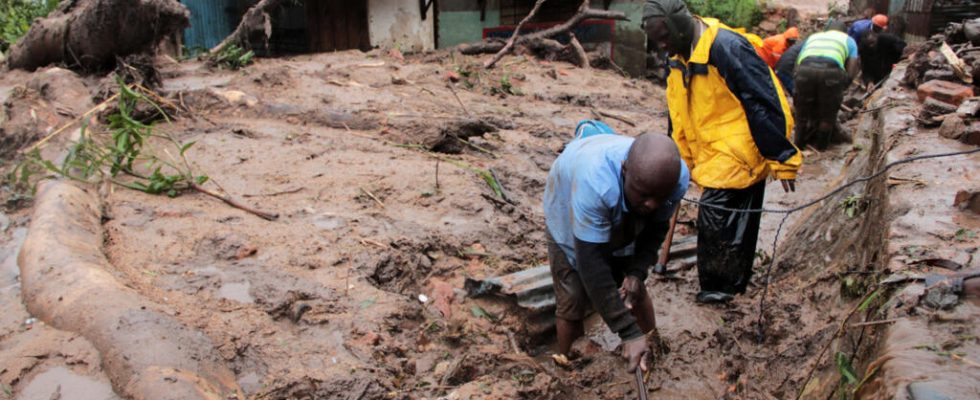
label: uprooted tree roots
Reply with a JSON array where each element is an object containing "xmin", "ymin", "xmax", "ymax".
[{"xmin": 6, "ymin": 0, "xmax": 189, "ymax": 71}]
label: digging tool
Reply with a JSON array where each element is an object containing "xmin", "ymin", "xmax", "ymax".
[
  {"xmin": 635, "ymin": 368, "xmax": 649, "ymax": 400},
  {"xmin": 653, "ymin": 207, "xmax": 681, "ymax": 275}
]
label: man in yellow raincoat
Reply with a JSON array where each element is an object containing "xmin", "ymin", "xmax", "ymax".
[{"xmin": 643, "ymin": 0, "xmax": 802, "ymax": 303}]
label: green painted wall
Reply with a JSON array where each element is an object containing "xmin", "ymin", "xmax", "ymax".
[
  {"xmin": 438, "ymin": 10, "xmax": 501, "ymax": 48},
  {"xmin": 609, "ymin": 2, "xmax": 646, "ymax": 76}
]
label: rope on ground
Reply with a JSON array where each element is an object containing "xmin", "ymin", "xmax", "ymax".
[{"xmin": 678, "ymin": 147, "xmax": 980, "ymax": 344}]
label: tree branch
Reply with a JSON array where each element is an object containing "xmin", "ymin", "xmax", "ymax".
[
  {"xmin": 485, "ymin": 0, "xmax": 549, "ymax": 69},
  {"xmin": 210, "ymin": 0, "xmax": 283, "ymax": 54}
]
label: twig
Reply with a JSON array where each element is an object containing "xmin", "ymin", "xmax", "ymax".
[
  {"xmin": 435, "ymin": 160, "xmax": 441, "ymax": 191},
  {"xmin": 848, "ymin": 318, "xmax": 902, "ymax": 328},
  {"xmin": 22, "ymin": 92, "xmax": 121, "ymax": 153},
  {"xmin": 359, "ymin": 238, "xmax": 388, "ymax": 248},
  {"xmin": 359, "ymin": 187, "xmax": 386, "ymax": 208},
  {"xmin": 481, "ymin": 193, "xmax": 510, "ymax": 208},
  {"xmin": 440, "ymin": 354, "xmax": 466, "ymax": 387},
  {"xmin": 569, "ymin": 32, "xmax": 590, "ymax": 69},
  {"xmin": 591, "ymin": 108, "xmax": 637, "ymax": 127},
  {"xmin": 797, "ymin": 287, "xmax": 881, "ymax": 399},
  {"xmin": 950, "ymin": 353, "xmax": 980, "ymax": 368},
  {"xmin": 446, "ymin": 84, "xmax": 471, "ymax": 117},
  {"xmin": 485, "ymin": 0, "xmax": 549, "ymax": 69},
  {"xmin": 191, "ymin": 183, "xmax": 279, "ymax": 221},
  {"xmin": 453, "ymin": 135, "xmax": 498, "ymax": 158},
  {"xmin": 504, "ymin": 328, "xmax": 526, "ymax": 356},
  {"xmin": 488, "ymin": 168, "xmax": 514, "ymax": 204},
  {"xmin": 242, "ymin": 187, "xmax": 304, "ymax": 198}
]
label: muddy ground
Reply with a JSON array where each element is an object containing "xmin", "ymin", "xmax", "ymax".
[{"xmin": 0, "ymin": 47, "xmax": 976, "ymax": 399}]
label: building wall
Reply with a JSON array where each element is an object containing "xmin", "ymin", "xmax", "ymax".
[
  {"xmin": 437, "ymin": 0, "xmax": 647, "ymax": 75},
  {"xmin": 368, "ymin": 0, "xmax": 437, "ymax": 51}
]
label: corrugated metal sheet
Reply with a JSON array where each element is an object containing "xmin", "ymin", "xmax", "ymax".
[
  {"xmin": 929, "ymin": 0, "xmax": 980, "ymax": 34},
  {"xmin": 181, "ymin": 0, "xmax": 239, "ymax": 52},
  {"xmin": 463, "ymin": 235, "xmax": 696, "ymax": 342},
  {"xmin": 903, "ymin": 0, "xmax": 980, "ymax": 42}
]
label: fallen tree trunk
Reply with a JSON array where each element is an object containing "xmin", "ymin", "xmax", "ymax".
[
  {"xmin": 7, "ymin": 0, "xmax": 189, "ymax": 71},
  {"xmin": 19, "ymin": 181, "xmax": 243, "ymax": 399},
  {"xmin": 209, "ymin": 0, "xmax": 284, "ymax": 54},
  {"xmin": 467, "ymin": 0, "xmax": 628, "ymax": 67}
]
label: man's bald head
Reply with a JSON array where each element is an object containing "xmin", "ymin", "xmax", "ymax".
[{"xmin": 623, "ymin": 133, "xmax": 681, "ymax": 215}]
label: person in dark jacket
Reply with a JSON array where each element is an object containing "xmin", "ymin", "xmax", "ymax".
[
  {"xmin": 643, "ymin": 0, "xmax": 801, "ymax": 303},
  {"xmin": 859, "ymin": 30, "xmax": 906, "ymax": 85},
  {"xmin": 775, "ymin": 41, "xmax": 805, "ymax": 95},
  {"xmin": 544, "ymin": 127, "xmax": 689, "ymax": 373}
]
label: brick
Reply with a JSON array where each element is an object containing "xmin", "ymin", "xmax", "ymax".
[
  {"xmin": 917, "ymin": 79, "xmax": 975, "ymax": 106},
  {"xmin": 920, "ymin": 97, "xmax": 958, "ymax": 121}
]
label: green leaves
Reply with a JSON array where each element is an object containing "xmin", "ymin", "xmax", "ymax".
[
  {"xmin": 211, "ymin": 44, "xmax": 255, "ymax": 70},
  {"xmin": 0, "ymin": 0, "xmax": 60, "ymax": 53},
  {"xmin": 835, "ymin": 351, "xmax": 858, "ymax": 385},
  {"xmin": 841, "ymin": 194, "xmax": 864, "ymax": 219},
  {"xmin": 24, "ymin": 81, "xmax": 204, "ymax": 199},
  {"xmin": 683, "ymin": 0, "xmax": 763, "ymax": 29}
]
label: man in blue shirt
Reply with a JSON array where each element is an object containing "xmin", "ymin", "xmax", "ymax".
[
  {"xmin": 544, "ymin": 125, "xmax": 689, "ymax": 373},
  {"xmin": 848, "ymin": 14, "xmax": 888, "ymax": 44}
]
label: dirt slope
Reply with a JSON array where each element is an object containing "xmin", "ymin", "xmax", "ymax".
[{"xmin": 2, "ymin": 49, "xmax": 974, "ymax": 399}]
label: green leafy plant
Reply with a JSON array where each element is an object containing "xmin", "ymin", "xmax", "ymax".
[
  {"xmin": 684, "ymin": 0, "xmax": 763, "ymax": 29},
  {"xmin": 491, "ymin": 74, "xmax": 523, "ymax": 97},
  {"xmin": 841, "ymin": 194, "xmax": 864, "ymax": 218},
  {"xmin": 0, "ymin": 0, "xmax": 60, "ymax": 53},
  {"xmin": 19, "ymin": 81, "xmax": 276, "ymax": 220},
  {"xmin": 209, "ymin": 44, "xmax": 254, "ymax": 70},
  {"xmin": 29, "ymin": 82, "xmax": 208, "ymax": 198},
  {"xmin": 954, "ymin": 228, "xmax": 977, "ymax": 242}
]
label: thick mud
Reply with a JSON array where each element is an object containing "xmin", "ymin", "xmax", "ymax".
[{"xmin": 1, "ymin": 49, "xmax": 975, "ymax": 399}]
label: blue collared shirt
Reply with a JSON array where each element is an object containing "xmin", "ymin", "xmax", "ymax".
[{"xmin": 544, "ymin": 134, "xmax": 690, "ymax": 267}]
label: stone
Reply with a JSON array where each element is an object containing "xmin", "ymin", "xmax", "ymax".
[
  {"xmin": 907, "ymin": 381, "xmax": 955, "ymax": 400},
  {"xmin": 954, "ymin": 190, "xmax": 980, "ymax": 214},
  {"xmin": 956, "ymin": 97, "xmax": 980, "ymax": 117},
  {"xmin": 917, "ymin": 80, "xmax": 975, "ymax": 106},
  {"xmin": 961, "ymin": 123, "xmax": 980, "ymax": 146},
  {"xmin": 938, "ymin": 114, "xmax": 966, "ymax": 140}
]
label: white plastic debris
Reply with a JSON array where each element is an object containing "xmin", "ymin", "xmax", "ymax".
[{"xmin": 418, "ymin": 294, "xmax": 429, "ymax": 304}]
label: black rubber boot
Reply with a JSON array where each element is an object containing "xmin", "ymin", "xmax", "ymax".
[{"xmin": 696, "ymin": 291, "xmax": 734, "ymax": 304}]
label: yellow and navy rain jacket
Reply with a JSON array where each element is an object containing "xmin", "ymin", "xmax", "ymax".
[{"xmin": 667, "ymin": 18, "xmax": 802, "ymax": 190}]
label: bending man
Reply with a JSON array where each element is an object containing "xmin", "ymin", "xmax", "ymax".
[{"xmin": 544, "ymin": 122, "xmax": 689, "ymax": 373}]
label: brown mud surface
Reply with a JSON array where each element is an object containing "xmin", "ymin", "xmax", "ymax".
[{"xmin": 0, "ymin": 49, "xmax": 976, "ymax": 399}]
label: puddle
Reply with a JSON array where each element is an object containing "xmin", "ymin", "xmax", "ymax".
[
  {"xmin": 18, "ymin": 366, "xmax": 119, "ymax": 400},
  {"xmin": 313, "ymin": 214, "xmax": 347, "ymax": 231},
  {"xmin": 218, "ymin": 281, "xmax": 254, "ymax": 303},
  {"xmin": 1, "ymin": 228, "xmax": 28, "ymax": 292},
  {"xmin": 162, "ymin": 74, "xmax": 234, "ymax": 92}
]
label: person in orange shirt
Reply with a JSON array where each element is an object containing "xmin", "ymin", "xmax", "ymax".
[{"xmin": 758, "ymin": 27, "xmax": 800, "ymax": 68}]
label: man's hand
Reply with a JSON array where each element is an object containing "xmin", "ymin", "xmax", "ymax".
[
  {"xmin": 619, "ymin": 276, "xmax": 643, "ymax": 310},
  {"xmin": 622, "ymin": 336, "xmax": 649, "ymax": 373},
  {"xmin": 780, "ymin": 179, "xmax": 796, "ymax": 193}
]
